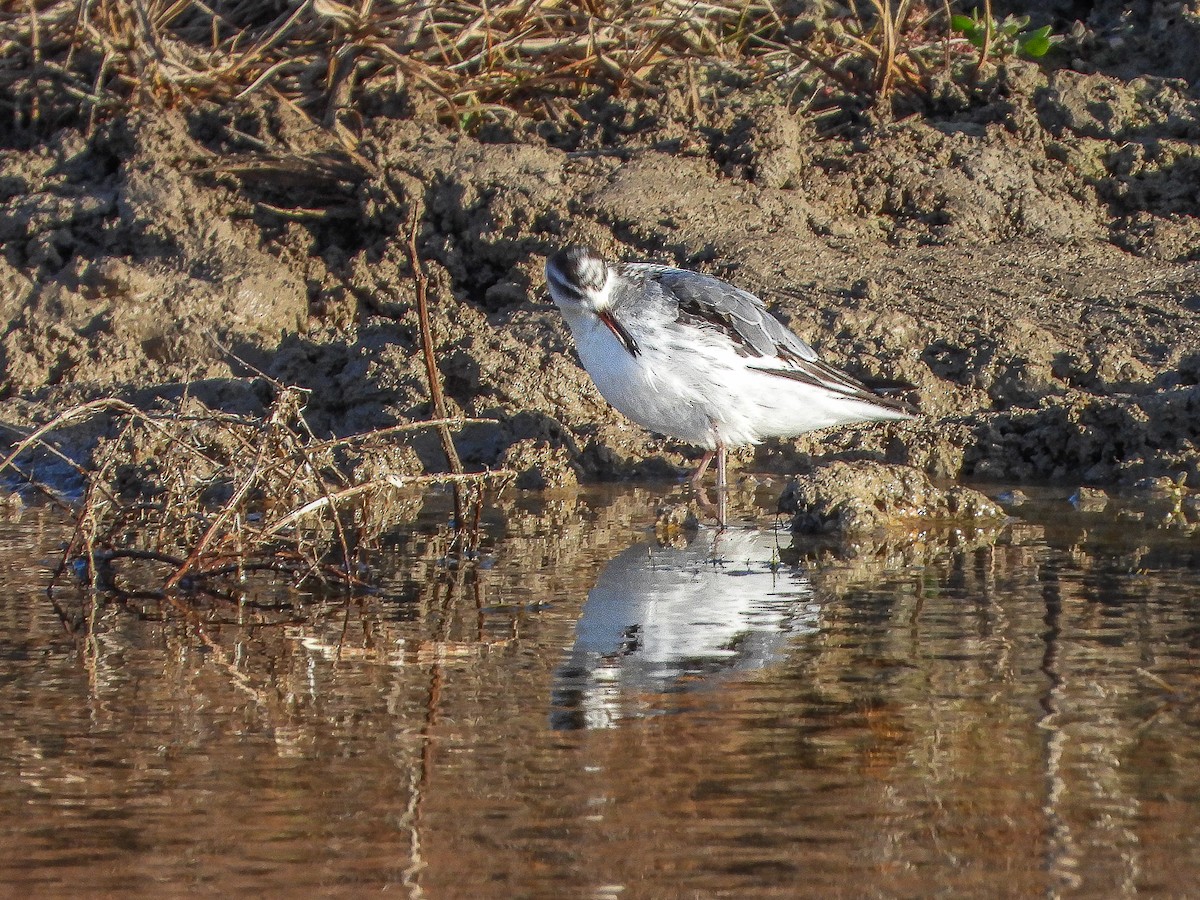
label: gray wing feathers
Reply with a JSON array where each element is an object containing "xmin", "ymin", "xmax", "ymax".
[
  {"xmin": 624, "ymin": 264, "xmax": 819, "ymax": 362},
  {"xmin": 620, "ymin": 263, "xmax": 911, "ymax": 415},
  {"xmin": 663, "ymin": 271, "xmax": 811, "ymax": 360},
  {"xmin": 761, "ymin": 356, "xmax": 913, "ymax": 413}
]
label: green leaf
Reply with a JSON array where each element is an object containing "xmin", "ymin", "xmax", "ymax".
[
  {"xmin": 997, "ymin": 20, "xmax": 1021, "ymax": 39},
  {"xmin": 1019, "ymin": 36, "xmax": 1050, "ymax": 56},
  {"xmin": 951, "ymin": 14, "xmax": 986, "ymax": 48},
  {"xmin": 1019, "ymin": 25, "xmax": 1054, "ymax": 57}
]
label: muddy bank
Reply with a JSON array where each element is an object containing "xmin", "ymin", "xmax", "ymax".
[{"xmin": 2, "ymin": 2, "xmax": 1199, "ymax": 505}]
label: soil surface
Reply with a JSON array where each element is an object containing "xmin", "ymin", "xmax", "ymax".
[{"xmin": 3, "ymin": 1, "xmax": 1199, "ymax": 508}]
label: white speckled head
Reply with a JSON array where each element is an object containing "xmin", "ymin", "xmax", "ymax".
[{"xmin": 545, "ymin": 245, "xmax": 612, "ymax": 311}]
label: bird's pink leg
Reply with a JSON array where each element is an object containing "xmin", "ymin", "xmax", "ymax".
[
  {"xmin": 690, "ymin": 437, "xmax": 729, "ymax": 527},
  {"xmin": 715, "ymin": 442, "xmax": 727, "ymax": 528},
  {"xmin": 690, "ymin": 450, "xmax": 715, "ymax": 487}
]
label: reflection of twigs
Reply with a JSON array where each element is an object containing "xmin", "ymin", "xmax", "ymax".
[
  {"xmin": 161, "ymin": 595, "xmax": 274, "ymax": 705},
  {"xmin": 263, "ymin": 471, "xmax": 509, "ymax": 537}
]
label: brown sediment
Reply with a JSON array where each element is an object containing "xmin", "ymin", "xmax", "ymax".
[{"xmin": 0, "ymin": 1, "xmax": 1198, "ymax": 524}]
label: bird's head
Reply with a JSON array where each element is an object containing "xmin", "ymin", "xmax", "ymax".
[{"xmin": 545, "ymin": 245, "xmax": 611, "ymax": 314}]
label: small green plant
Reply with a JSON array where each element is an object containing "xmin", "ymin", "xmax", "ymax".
[{"xmin": 951, "ymin": 10, "xmax": 1060, "ymax": 60}]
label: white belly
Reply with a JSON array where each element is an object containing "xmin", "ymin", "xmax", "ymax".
[
  {"xmin": 567, "ymin": 314, "xmax": 902, "ymax": 450},
  {"xmin": 574, "ymin": 317, "xmax": 719, "ymax": 446}
]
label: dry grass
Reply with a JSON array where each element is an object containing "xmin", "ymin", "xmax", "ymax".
[
  {"xmin": 2, "ymin": 0, "xmax": 779, "ymax": 130},
  {"xmin": 2, "ymin": 0, "xmax": 977, "ymax": 134}
]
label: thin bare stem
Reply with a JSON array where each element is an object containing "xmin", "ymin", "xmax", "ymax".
[
  {"xmin": 975, "ymin": 0, "xmax": 993, "ymax": 78},
  {"xmin": 12, "ymin": 383, "xmax": 507, "ymax": 601},
  {"xmin": 407, "ymin": 214, "xmax": 463, "ymax": 478}
]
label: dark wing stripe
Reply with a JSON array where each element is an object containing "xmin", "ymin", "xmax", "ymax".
[
  {"xmin": 751, "ymin": 356, "xmax": 915, "ymax": 414},
  {"xmin": 675, "ymin": 302, "xmax": 764, "ymax": 357},
  {"xmin": 862, "ymin": 379, "xmax": 917, "ymax": 395},
  {"xmin": 647, "ymin": 268, "xmax": 785, "ymax": 358}
]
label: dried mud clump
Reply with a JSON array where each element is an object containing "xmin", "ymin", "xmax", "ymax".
[
  {"xmin": 968, "ymin": 385, "xmax": 1200, "ymax": 484},
  {"xmin": 500, "ymin": 439, "xmax": 579, "ymax": 490},
  {"xmin": 780, "ymin": 461, "xmax": 1004, "ymax": 534}
]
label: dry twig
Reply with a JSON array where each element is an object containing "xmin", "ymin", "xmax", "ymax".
[
  {"xmin": 1, "ymin": 0, "xmax": 956, "ymax": 129},
  {"xmin": 0, "ymin": 384, "xmax": 510, "ymax": 600}
]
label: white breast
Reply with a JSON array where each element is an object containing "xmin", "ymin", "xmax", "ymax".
[
  {"xmin": 567, "ymin": 314, "xmax": 718, "ymax": 448},
  {"xmin": 563, "ymin": 307, "xmax": 907, "ymax": 450}
]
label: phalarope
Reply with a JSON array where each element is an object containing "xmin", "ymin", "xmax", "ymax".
[{"xmin": 545, "ymin": 246, "xmax": 914, "ymax": 523}]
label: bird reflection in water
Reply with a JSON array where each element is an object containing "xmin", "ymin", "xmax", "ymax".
[{"xmin": 551, "ymin": 527, "xmax": 819, "ymax": 730}]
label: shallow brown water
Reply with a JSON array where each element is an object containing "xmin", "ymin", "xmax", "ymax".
[{"xmin": 1, "ymin": 488, "xmax": 1199, "ymax": 897}]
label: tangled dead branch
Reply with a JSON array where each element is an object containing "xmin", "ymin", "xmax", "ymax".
[{"xmin": 0, "ymin": 384, "xmax": 511, "ymax": 602}]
